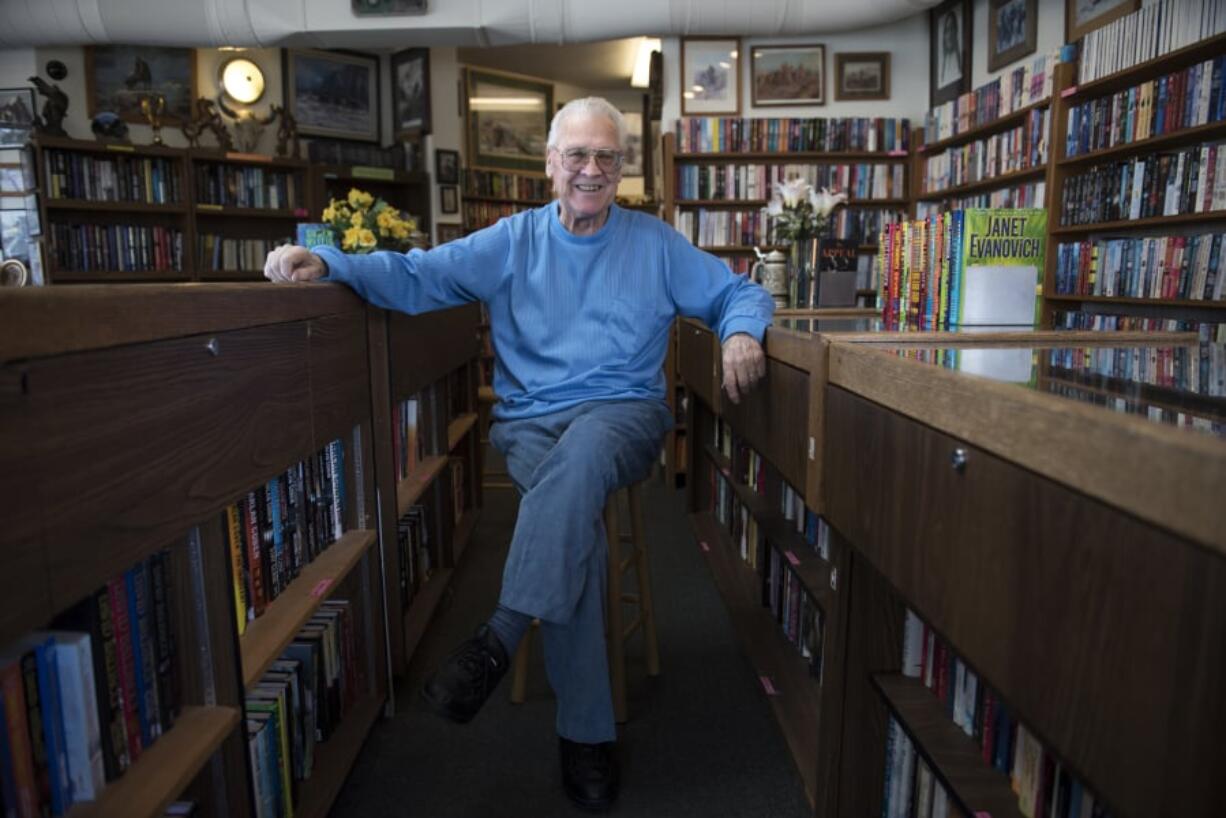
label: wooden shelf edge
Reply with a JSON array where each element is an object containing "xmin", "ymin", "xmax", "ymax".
[
  {"xmin": 402, "ymin": 566, "xmax": 455, "ymax": 663},
  {"xmin": 1052, "ymin": 209, "xmax": 1226, "ymax": 235},
  {"xmin": 240, "ymin": 529, "xmax": 377, "ymax": 688},
  {"xmin": 1045, "ymin": 294, "xmax": 1226, "ymax": 309},
  {"xmin": 46, "ymin": 199, "xmax": 187, "ymax": 213},
  {"xmin": 447, "ymin": 412, "xmax": 479, "ymax": 451},
  {"xmin": 451, "ymin": 508, "xmax": 479, "ymax": 565},
  {"xmin": 917, "ymin": 166, "xmax": 1047, "ymax": 201},
  {"xmin": 293, "ymin": 692, "xmax": 385, "ymax": 818},
  {"xmin": 873, "ymin": 673, "xmax": 1026, "ymax": 818},
  {"xmin": 69, "ymin": 705, "xmax": 240, "ymax": 818},
  {"xmin": 395, "ymin": 455, "xmax": 449, "ymax": 518},
  {"xmin": 1058, "ymin": 119, "xmax": 1226, "ymax": 168}
]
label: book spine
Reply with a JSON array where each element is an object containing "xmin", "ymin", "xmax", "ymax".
[
  {"xmin": 148, "ymin": 552, "xmax": 178, "ymax": 732},
  {"xmin": 0, "ymin": 661, "xmax": 38, "ymax": 818},
  {"xmin": 33, "ymin": 640, "xmax": 70, "ymax": 816},
  {"xmin": 107, "ymin": 578, "xmax": 142, "ymax": 763}
]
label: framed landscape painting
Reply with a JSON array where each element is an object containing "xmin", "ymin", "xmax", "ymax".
[
  {"xmin": 464, "ymin": 68, "xmax": 552, "ymax": 173},
  {"xmin": 834, "ymin": 53, "xmax": 890, "ymax": 101},
  {"xmin": 681, "ymin": 37, "xmax": 741, "ymax": 116},
  {"xmin": 752, "ymin": 44, "xmax": 824, "ymax": 107},
  {"xmin": 86, "ymin": 46, "xmax": 196, "ymax": 125},
  {"xmin": 284, "ymin": 49, "xmax": 380, "ymax": 142},
  {"xmin": 0, "ymin": 88, "xmax": 35, "ymax": 146}
]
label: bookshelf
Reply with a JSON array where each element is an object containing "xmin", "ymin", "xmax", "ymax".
[
  {"xmin": 1041, "ymin": 36, "xmax": 1226, "ymax": 327},
  {"xmin": 367, "ymin": 304, "xmax": 484, "ymax": 675},
  {"xmin": 0, "ymin": 284, "xmax": 391, "ymax": 818},
  {"xmin": 462, "ymin": 169, "xmax": 549, "ymax": 233},
  {"xmin": 309, "ymin": 164, "xmax": 432, "ymax": 243}
]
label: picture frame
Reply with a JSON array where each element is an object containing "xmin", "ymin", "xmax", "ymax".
[
  {"xmin": 284, "ymin": 49, "xmax": 380, "ymax": 143},
  {"xmin": 391, "ymin": 48, "xmax": 430, "ymax": 138},
  {"xmin": 621, "ymin": 111, "xmax": 644, "ymax": 177},
  {"xmin": 464, "ymin": 67, "xmax": 553, "ymax": 173},
  {"xmin": 0, "ymin": 88, "xmax": 35, "ymax": 147},
  {"xmin": 1065, "ymin": 0, "xmax": 1138, "ymax": 42},
  {"xmin": 85, "ymin": 46, "xmax": 196, "ymax": 125},
  {"xmin": 930, "ymin": 0, "xmax": 972, "ymax": 108},
  {"xmin": 436, "ymin": 223, "xmax": 465, "ymax": 244},
  {"xmin": 439, "ymin": 185, "xmax": 459, "ymax": 215},
  {"xmin": 681, "ymin": 37, "xmax": 741, "ymax": 116},
  {"xmin": 989, "ymin": 0, "xmax": 1038, "ymax": 72},
  {"xmin": 435, "ymin": 148, "xmax": 460, "ymax": 185},
  {"xmin": 751, "ymin": 43, "xmax": 824, "ymax": 107},
  {"xmin": 834, "ymin": 53, "xmax": 890, "ymax": 101}
]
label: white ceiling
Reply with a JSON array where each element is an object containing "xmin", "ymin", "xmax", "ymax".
[{"xmin": 457, "ymin": 38, "xmax": 643, "ymax": 91}]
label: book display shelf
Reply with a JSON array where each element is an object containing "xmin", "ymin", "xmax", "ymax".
[
  {"xmin": 1041, "ymin": 31, "xmax": 1226, "ymax": 328},
  {"xmin": 462, "ymin": 169, "xmax": 550, "ymax": 234},
  {"xmin": 0, "ymin": 285, "xmax": 389, "ymax": 818},
  {"xmin": 677, "ymin": 318, "xmax": 1209, "ymax": 816}
]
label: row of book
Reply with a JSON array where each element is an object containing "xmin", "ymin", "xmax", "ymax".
[
  {"xmin": 42, "ymin": 150, "xmax": 181, "ymax": 204},
  {"xmin": 194, "ymin": 165, "xmax": 300, "ymax": 211},
  {"xmin": 1051, "ymin": 308, "xmax": 1226, "ymax": 342},
  {"xmin": 48, "ymin": 222, "xmax": 183, "ymax": 273},
  {"xmin": 226, "ymin": 440, "xmax": 348, "ymax": 637},
  {"xmin": 1079, "ymin": 0, "xmax": 1226, "ymax": 84},
  {"xmin": 827, "ymin": 208, "xmax": 902, "ymax": 245},
  {"xmin": 673, "ymin": 208, "xmax": 770, "ymax": 248},
  {"xmin": 877, "ymin": 209, "xmax": 1047, "ymax": 331},
  {"xmin": 888, "ymin": 610, "xmax": 1113, "ymax": 818},
  {"xmin": 463, "ymin": 200, "xmax": 532, "ymax": 231},
  {"xmin": 1047, "ymin": 343, "xmax": 1226, "ymax": 399},
  {"xmin": 197, "ymin": 234, "xmax": 290, "ymax": 274},
  {"xmin": 673, "ymin": 116, "xmax": 911, "ymax": 154},
  {"xmin": 923, "ymin": 51, "xmax": 1058, "ymax": 144},
  {"xmin": 463, "ymin": 170, "xmax": 549, "ymax": 201},
  {"xmin": 393, "ymin": 385, "xmax": 445, "ymax": 483},
  {"xmin": 673, "ymin": 163, "xmax": 906, "ymax": 202},
  {"xmin": 247, "ymin": 598, "xmax": 363, "ymax": 818},
  {"xmin": 881, "ymin": 717, "xmax": 961, "ymax": 818},
  {"xmin": 920, "ymin": 109, "xmax": 1049, "ymax": 193},
  {"xmin": 1065, "ymin": 56, "xmax": 1226, "ymax": 158},
  {"xmin": 396, "ymin": 504, "xmax": 434, "ymax": 612},
  {"xmin": 1, "ymin": 550, "xmax": 180, "ymax": 817},
  {"xmin": 916, "ymin": 182, "xmax": 1047, "ymax": 217},
  {"xmin": 307, "ymin": 139, "xmax": 407, "ymax": 171},
  {"xmin": 1059, "ymin": 142, "xmax": 1226, "ymax": 225},
  {"xmin": 1053, "ymin": 232, "xmax": 1225, "ymax": 301}
]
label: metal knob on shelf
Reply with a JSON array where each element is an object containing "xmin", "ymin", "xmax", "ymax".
[
  {"xmin": 950, "ymin": 447, "xmax": 968, "ymax": 473},
  {"xmin": 205, "ymin": 337, "xmax": 220, "ymax": 356}
]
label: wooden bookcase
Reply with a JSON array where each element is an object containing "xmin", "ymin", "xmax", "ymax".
[
  {"xmin": 309, "ymin": 164, "xmax": 432, "ymax": 242},
  {"xmin": 1040, "ymin": 34, "xmax": 1226, "ymax": 328},
  {"xmin": 461, "ymin": 169, "xmax": 549, "ymax": 234}
]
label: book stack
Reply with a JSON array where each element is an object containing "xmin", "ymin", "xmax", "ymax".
[
  {"xmin": 194, "ymin": 164, "xmax": 298, "ymax": 210},
  {"xmin": 1, "ymin": 550, "xmax": 181, "ymax": 816}
]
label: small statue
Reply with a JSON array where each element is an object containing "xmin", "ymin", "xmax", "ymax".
[
  {"xmin": 91, "ymin": 111, "xmax": 130, "ymax": 143},
  {"xmin": 181, "ymin": 97, "xmax": 233, "ymax": 152},
  {"xmin": 271, "ymin": 104, "xmax": 300, "ymax": 159},
  {"xmin": 28, "ymin": 76, "xmax": 68, "ymax": 137},
  {"xmin": 140, "ymin": 94, "xmax": 166, "ymax": 146}
]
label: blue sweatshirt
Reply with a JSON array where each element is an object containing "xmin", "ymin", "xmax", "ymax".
[{"xmin": 316, "ymin": 203, "xmax": 774, "ymax": 420}]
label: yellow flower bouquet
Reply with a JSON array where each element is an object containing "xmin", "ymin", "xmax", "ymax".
[{"xmin": 321, "ymin": 188, "xmax": 423, "ymax": 253}]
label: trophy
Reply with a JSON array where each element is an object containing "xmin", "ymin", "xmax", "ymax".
[{"xmin": 140, "ymin": 94, "xmax": 166, "ymax": 146}]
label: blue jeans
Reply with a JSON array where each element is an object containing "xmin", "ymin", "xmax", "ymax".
[{"xmin": 489, "ymin": 399, "xmax": 673, "ymax": 743}]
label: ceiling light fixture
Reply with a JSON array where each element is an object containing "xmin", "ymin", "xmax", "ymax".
[{"xmin": 630, "ymin": 37, "xmax": 661, "ymax": 88}]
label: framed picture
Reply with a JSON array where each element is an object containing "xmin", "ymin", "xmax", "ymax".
[
  {"xmin": 622, "ymin": 111, "xmax": 644, "ymax": 177},
  {"xmin": 439, "ymin": 185, "xmax": 459, "ymax": 215},
  {"xmin": 681, "ymin": 37, "xmax": 741, "ymax": 116},
  {"xmin": 834, "ymin": 53, "xmax": 890, "ymax": 101},
  {"xmin": 352, "ymin": 0, "xmax": 427, "ymax": 14},
  {"xmin": 436, "ymin": 223, "xmax": 465, "ymax": 244},
  {"xmin": 284, "ymin": 49, "xmax": 380, "ymax": 143},
  {"xmin": 0, "ymin": 88, "xmax": 35, "ymax": 147},
  {"xmin": 1066, "ymin": 0, "xmax": 1138, "ymax": 42},
  {"xmin": 85, "ymin": 46, "xmax": 196, "ymax": 125},
  {"xmin": 930, "ymin": 0, "xmax": 972, "ymax": 108},
  {"xmin": 391, "ymin": 48, "xmax": 430, "ymax": 138},
  {"xmin": 465, "ymin": 68, "xmax": 553, "ymax": 173},
  {"xmin": 435, "ymin": 148, "xmax": 460, "ymax": 184},
  {"xmin": 751, "ymin": 44, "xmax": 824, "ymax": 107},
  {"xmin": 989, "ymin": 0, "xmax": 1037, "ymax": 71}
]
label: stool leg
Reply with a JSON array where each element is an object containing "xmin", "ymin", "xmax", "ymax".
[
  {"xmin": 509, "ymin": 620, "xmax": 537, "ymax": 704},
  {"xmin": 605, "ymin": 498, "xmax": 628, "ymax": 723},
  {"xmin": 629, "ymin": 485, "xmax": 661, "ymax": 677}
]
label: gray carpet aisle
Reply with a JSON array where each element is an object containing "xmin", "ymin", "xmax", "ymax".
[{"xmin": 328, "ymin": 472, "xmax": 812, "ymax": 818}]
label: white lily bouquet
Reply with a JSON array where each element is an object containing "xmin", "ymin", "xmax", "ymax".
[{"xmin": 763, "ymin": 178, "xmax": 848, "ymax": 244}]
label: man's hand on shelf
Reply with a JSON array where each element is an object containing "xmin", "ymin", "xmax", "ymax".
[
  {"xmin": 721, "ymin": 333, "xmax": 766, "ymax": 405},
  {"xmin": 264, "ymin": 245, "xmax": 329, "ymax": 283}
]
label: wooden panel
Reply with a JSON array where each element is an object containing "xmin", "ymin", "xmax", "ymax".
[
  {"xmin": 721, "ymin": 357, "xmax": 810, "ymax": 494},
  {"xmin": 309, "ymin": 311, "xmax": 371, "ymax": 451},
  {"xmin": 827, "ymin": 342, "xmax": 1226, "ymax": 554},
  {"xmin": 812, "ymin": 531, "xmax": 850, "ymax": 818},
  {"xmin": 23, "ymin": 323, "xmax": 313, "ymax": 611},
  {"xmin": 388, "ymin": 304, "xmax": 481, "ymax": 399},
  {"xmin": 0, "ymin": 284, "xmax": 362, "ymax": 364},
  {"xmin": 447, "ymin": 412, "xmax": 478, "ymax": 451},
  {"xmin": 677, "ymin": 320, "xmax": 719, "ymax": 410},
  {"xmin": 824, "ymin": 387, "xmax": 1226, "ymax": 818}
]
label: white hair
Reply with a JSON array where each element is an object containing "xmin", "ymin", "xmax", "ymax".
[{"xmin": 547, "ymin": 97, "xmax": 627, "ymax": 151}]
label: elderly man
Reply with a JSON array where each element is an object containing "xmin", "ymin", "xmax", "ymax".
[{"xmin": 265, "ymin": 96, "xmax": 772, "ymax": 811}]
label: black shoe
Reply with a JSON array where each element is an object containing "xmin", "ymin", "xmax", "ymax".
[
  {"xmin": 559, "ymin": 737, "xmax": 619, "ymax": 812},
  {"xmin": 421, "ymin": 625, "xmax": 509, "ymax": 723}
]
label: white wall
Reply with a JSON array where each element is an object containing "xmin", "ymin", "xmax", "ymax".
[
  {"xmin": 0, "ymin": 48, "xmax": 37, "ymax": 86},
  {"xmin": 972, "ymin": 0, "xmax": 1067, "ymax": 88},
  {"xmin": 429, "ymin": 47, "xmax": 464, "ymax": 242}
]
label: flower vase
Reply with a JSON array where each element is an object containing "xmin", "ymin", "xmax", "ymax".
[{"xmin": 788, "ymin": 238, "xmax": 818, "ymax": 309}]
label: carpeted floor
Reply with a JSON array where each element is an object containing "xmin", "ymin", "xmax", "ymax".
[{"xmin": 328, "ymin": 470, "xmax": 811, "ymax": 818}]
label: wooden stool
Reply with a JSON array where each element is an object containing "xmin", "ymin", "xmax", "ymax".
[{"xmin": 508, "ymin": 481, "xmax": 660, "ymax": 723}]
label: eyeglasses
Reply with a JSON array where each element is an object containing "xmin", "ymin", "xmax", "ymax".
[{"xmin": 556, "ymin": 147, "xmax": 624, "ymax": 174}]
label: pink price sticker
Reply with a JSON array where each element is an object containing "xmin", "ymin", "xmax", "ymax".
[
  {"xmin": 784, "ymin": 550, "xmax": 800, "ymax": 566},
  {"xmin": 888, "ymin": 149, "xmax": 908, "ymax": 156},
  {"xmin": 1061, "ymin": 85, "xmax": 1078, "ymax": 98},
  {"xmin": 699, "ymin": 540, "xmax": 711, "ymax": 552},
  {"xmin": 310, "ymin": 579, "xmax": 333, "ymax": 598},
  {"xmin": 975, "ymin": 813, "xmax": 993, "ymax": 818},
  {"xmin": 759, "ymin": 675, "xmax": 779, "ymax": 696},
  {"xmin": 293, "ymin": 207, "xmax": 309, "ymax": 218}
]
